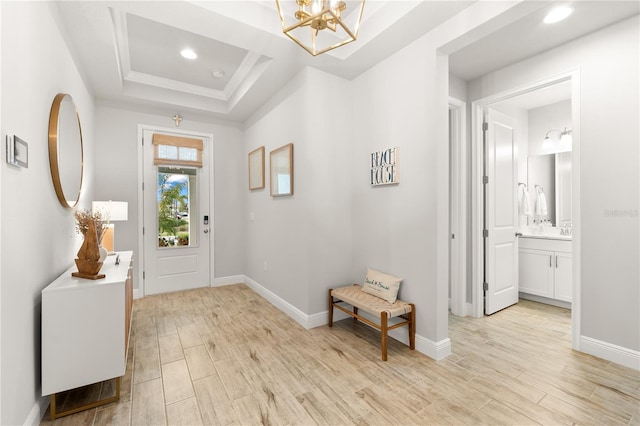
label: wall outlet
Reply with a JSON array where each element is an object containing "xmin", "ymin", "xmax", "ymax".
[{"xmin": 263, "ymin": 261, "xmax": 268, "ymax": 272}]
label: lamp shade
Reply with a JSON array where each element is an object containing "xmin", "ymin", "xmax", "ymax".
[
  {"xmin": 560, "ymin": 128, "xmax": 572, "ymax": 146},
  {"xmin": 92, "ymin": 201, "xmax": 128, "ymax": 222}
]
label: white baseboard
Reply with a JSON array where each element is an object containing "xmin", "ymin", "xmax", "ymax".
[
  {"xmin": 244, "ymin": 275, "xmax": 448, "ymax": 361},
  {"xmin": 418, "ymin": 335, "xmax": 452, "ymax": 360},
  {"xmin": 24, "ymin": 395, "xmax": 48, "ymax": 426},
  {"xmin": 448, "ymin": 300, "xmax": 473, "ymax": 317},
  {"xmin": 213, "ymin": 275, "xmax": 245, "ymax": 287},
  {"xmin": 133, "ymin": 288, "xmax": 143, "ymax": 300},
  {"xmin": 519, "ymin": 292, "xmax": 571, "ymax": 310},
  {"xmin": 464, "ymin": 303, "xmax": 473, "ymax": 316},
  {"xmin": 335, "ymin": 308, "xmax": 451, "ymax": 360},
  {"xmin": 580, "ymin": 336, "xmax": 640, "ymax": 370},
  {"xmin": 243, "ymin": 275, "xmax": 311, "ymax": 329}
]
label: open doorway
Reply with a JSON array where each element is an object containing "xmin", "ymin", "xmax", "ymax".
[{"xmin": 469, "ymin": 73, "xmax": 581, "ymax": 349}]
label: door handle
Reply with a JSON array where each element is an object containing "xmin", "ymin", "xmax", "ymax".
[
  {"xmin": 203, "ymin": 229, "xmax": 209, "ymax": 234},
  {"xmin": 549, "ymin": 255, "xmax": 552, "ymax": 267},
  {"xmin": 515, "ymin": 232, "xmax": 523, "ymax": 237}
]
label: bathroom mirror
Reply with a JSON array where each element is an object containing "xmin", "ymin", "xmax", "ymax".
[
  {"xmin": 48, "ymin": 93, "xmax": 84, "ymax": 208},
  {"xmin": 527, "ymin": 151, "xmax": 572, "ymax": 226}
]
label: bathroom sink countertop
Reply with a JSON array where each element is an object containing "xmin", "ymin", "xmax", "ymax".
[
  {"xmin": 520, "ymin": 233, "xmax": 572, "ymax": 241},
  {"xmin": 519, "ymin": 230, "xmax": 572, "ymax": 241}
]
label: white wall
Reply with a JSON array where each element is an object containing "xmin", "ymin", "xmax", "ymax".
[
  {"xmin": 0, "ymin": 2, "xmax": 95, "ymax": 424},
  {"xmin": 469, "ymin": 16, "xmax": 640, "ymax": 354},
  {"xmin": 243, "ymin": 31, "xmax": 454, "ymax": 353},
  {"xmin": 351, "ymin": 39, "xmax": 450, "ymax": 347},
  {"xmin": 94, "ymin": 104, "xmax": 245, "ymax": 286},
  {"xmin": 243, "ymin": 68, "xmax": 353, "ymax": 314},
  {"xmin": 243, "ymin": 2, "xmax": 526, "ymax": 356},
  {"xmin": 449, "ymin": 73, "xmax": 468, "ymax": 102}
]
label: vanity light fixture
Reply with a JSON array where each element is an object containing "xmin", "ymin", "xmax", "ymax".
[
  {"xmin": 543, "ymin": 127, "xmax": 572, "ymax": 147},
  {"xmin": 275, "ymin": 0, "xmax": 365, "ymax": 56},
  {"xmin": 544, "ymin": 6, "xmax": 573, "ymax": 24},
  {"xmin": 559, "ymin": 127, "xmax": 572, "ymax": 145},
  {"xmin": 180, "ymin": 48, "xmax": 198, "ymax": 59}
]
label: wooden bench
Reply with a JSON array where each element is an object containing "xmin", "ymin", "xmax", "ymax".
[{"xmin": 328, "ymin": 284, "xmax": 415, "ymax": 361}]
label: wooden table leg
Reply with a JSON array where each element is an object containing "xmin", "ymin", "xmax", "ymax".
[
  {"xmin": 50, "ymin": 377, "xmax": 121, "ymax": 420},
  {"xmin": 328, "ymin": 289, "xmax": 334, "ymax": 327},
  {"xmin": 381, "ymin": 311, "xmax": 388, "ymax": 361}
]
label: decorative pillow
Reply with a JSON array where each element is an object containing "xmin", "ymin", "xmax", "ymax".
[{"xmin": 361, "ymin": 268, "xmax": 402, "ymax": 303}]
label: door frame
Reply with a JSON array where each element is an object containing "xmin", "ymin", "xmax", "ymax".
[
  {"xmin": 136, "ymin": 124, "xmax": 215, "ymax": 298},
  {"xmin": 470, "ymin": 70, "xmax": 581, "ymax": 350},
  {"xmin": 449, "ymin": 97, "xmax": 468, "ymax": 316}
]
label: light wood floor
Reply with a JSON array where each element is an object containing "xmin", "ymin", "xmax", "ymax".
[{"xmin": 42, "ymin": 284, "xmax": 640, "ymax": 425}]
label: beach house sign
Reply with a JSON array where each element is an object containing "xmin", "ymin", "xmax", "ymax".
[{"xmin": 370, "ymin": 146, "xmax": 399, "ymax": 186}]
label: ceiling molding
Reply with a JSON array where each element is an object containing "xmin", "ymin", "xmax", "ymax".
[
  {"xmin": 55, "ymin": 1, "xmax": 639, "ymax": 122},
  {"xmin": 110, "ymin": 6, "xmax": 274, "ymax": 112}
]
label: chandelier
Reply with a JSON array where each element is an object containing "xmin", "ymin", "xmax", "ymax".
[{"xmin": 275, "ymin": 0, "xmax": 365, "ymax": 56}]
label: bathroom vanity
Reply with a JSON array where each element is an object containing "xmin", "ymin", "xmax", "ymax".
[{"xmin": 518, "ymin": 233, "xmax": 572, "ymax": 308}]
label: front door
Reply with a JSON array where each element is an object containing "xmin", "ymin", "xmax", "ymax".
[
  {"xmin": 484, "ymin": 108, "xmax": 519, "ymax": 314},
  {"xmin": 142, "ymin": 128, "xmax": 211, "ymax": 295}
]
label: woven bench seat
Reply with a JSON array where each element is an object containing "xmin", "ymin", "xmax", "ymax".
[{"xmin": 328, "ymin": 284, "xmax": 415, "ymax": 361}]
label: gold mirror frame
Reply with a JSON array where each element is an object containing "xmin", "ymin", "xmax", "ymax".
[{"xmin": 48, "ymin": 93, "xmax": 84, "ymax": 208}]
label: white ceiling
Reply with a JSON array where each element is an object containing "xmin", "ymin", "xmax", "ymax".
[
  {"xmin": 54, "ymin": 1, "xmax": 639, "ymax": 123},
  {"xmin": 449, "ymin": 1, "xmax": 640, "ymax": 81}
]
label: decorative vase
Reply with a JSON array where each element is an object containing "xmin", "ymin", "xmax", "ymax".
[{"xmin": 72, "ymin": 219, "xmax": 105, "ymax": 280}]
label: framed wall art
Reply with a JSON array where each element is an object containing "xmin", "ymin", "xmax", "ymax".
[
  {"xmin": 371, "ymin": 146, "xmax": 398, "ymax": 186},
  {"xmin": 270, "ymin": 143, "xmax": 294, "ymax": 196},
  {"xmin": 6, "ymin": 135, "xmax": 28, "ymax": 168},
  {"xmin": 248, "ymin": 146, "xmax": 265, "ymax": 190}
]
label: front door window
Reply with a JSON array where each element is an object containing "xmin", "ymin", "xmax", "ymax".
[{"xmin": 157, "ymin": 167, "xmax": 198, "ymax": 248}]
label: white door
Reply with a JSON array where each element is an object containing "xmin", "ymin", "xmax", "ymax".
[
  {"xmin": 484, "ymin": 108, "xmax": 519, "ymax": 314},
  {"xmin": 142, "ymin": 129, "xmax": 211, "ymax": 295}
]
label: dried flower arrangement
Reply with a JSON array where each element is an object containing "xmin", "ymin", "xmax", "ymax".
[{"xmin": 74, "ymin": 209, "xmax": 109, "ymax": 243}]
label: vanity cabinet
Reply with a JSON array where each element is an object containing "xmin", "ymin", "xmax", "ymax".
[
  {"xmin": 42, "ymin": 251, "xmax": 133, "ymax": 419},
  {"xmin": 519, "ymin": 238, "xmax": 572, "ymax": 303}
]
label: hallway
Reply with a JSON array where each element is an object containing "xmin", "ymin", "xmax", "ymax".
[{"xmin": 43, "ymin": 285, "xmax": 639, "ymax": 425}]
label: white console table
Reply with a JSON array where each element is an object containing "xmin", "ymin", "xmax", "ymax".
[{"xmin": 42, "ymin": 251, "xmax": 133, "ymax": 419}]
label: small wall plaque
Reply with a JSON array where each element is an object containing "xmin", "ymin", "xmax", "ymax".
[
  {"xmin": 6, "ymin": 135, "xmax": 28, "ymax": 168},
  {"xmin": 371, "ymin": 146, "xmax": 398, "ymax": 186}
]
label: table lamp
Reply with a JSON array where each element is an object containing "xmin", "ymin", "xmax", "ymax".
[{"xmin": 92, "ymin": 201, "xmax": 128, "ymax": 253}]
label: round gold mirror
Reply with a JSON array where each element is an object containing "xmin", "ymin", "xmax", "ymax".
[{"xmin": 48, "ymin": 93, "xmax": 84, "ymax": 209}]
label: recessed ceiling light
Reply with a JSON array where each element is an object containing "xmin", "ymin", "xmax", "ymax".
[
  {"xmin": 544, "ymin": 6, "xmax": 573, "ymax": 24},
  {"xmin": 180, "ymin": 48, "xmax": 198, "ymax": 60},
  {"xmin": 211, "ymin": 69, "xmax": 226, "ymax": 79}
]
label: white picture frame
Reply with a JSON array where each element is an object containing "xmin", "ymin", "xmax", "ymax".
[{"xmin": 6, "ymin": 135, "xmax": 28, "ymax": 168}]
